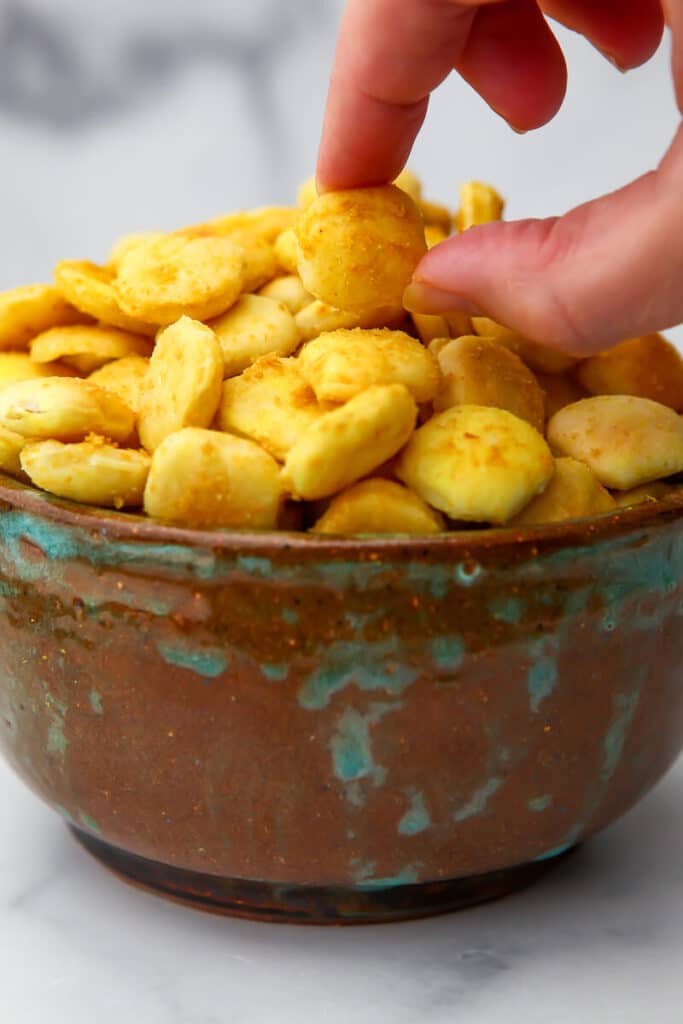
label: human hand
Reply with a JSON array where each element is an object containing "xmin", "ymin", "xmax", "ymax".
[{"xmin": 316, "ymin": 1, "xmax": 682, "ymax": 354}]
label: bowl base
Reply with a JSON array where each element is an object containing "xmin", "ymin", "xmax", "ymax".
[{"xmin": 71, "ymin": 827, "xmax": 577, "ymax": 925}]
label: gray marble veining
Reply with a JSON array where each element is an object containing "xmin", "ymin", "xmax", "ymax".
[
  {"xmin": 0, "ymin": 0, "xmax": 330, "ymax": 129},
  {"xmin": 0, "ymin": 0, "xmax": 345, "ymax": 286}
]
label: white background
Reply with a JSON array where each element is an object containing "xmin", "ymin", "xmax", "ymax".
[{"xmin": 0, "ymin": 2, "xmax": 682, "ymax": 1020}]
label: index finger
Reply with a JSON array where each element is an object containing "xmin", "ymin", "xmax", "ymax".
[{"xmin": 316, "ymin": 0, "xmax": 480, "ymax": 191}]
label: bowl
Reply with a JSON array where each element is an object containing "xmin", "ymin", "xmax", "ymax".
[{"xmin": 0, "ymin": 473, "xmax": 682, "ymax": 924}]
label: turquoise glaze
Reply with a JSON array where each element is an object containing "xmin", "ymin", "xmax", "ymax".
[
  {"xmin": 454, "ymin": 778, "xmax": 502, "ymax": 822},
  {"xmin": 158, "ymin": 641, "xmax": 228, "ymax": 679},
  {"xmin": 0, "ymin": 510, "xmax": 217, "ymax": 580},
  {"xmin": 44, "ymin": 692, "xmax": 68, "ymax": 761},
  {"xmin": 527, "ymin": 637, "xmax": 560, "ymax": 714},
  {"xmin": 46, "ymin": 719, "xmax": 67, "ymax": 759},
  {"xmin": 89, "ymin": 691, "xmax": 104, "ymax": 715},
  {"xmin": 430, "ymin": 636, "xmax": 464, "ymax": 671},
  {"xmin": 0, "ymin": 480, "xmax": 682, "ymax": 910},
  {"xmin": 455, "ymin": 560, "xmax": 484, "ymax": 587},
  {"xmin": 355, "ymin": 867, "xmax": 422, "ymax": 890},
  {"xmin": 489, "ymin": 594, "xmax": 526, "ymax": 624},
  {"xmin": 528, "ymin": 795, "xmax": 553, "ymax": 813},
  {"xmin": 534, "ymin": 841, "xmax": 576, "ymax": 863},
  {"xmin": 398, "ymin": 789, "xmax": 431, "ymax": 836},
  {"xmin": 332, "ymin": 708, "xmax": 377, "ymax": 783},
  {"xmin": 331, "ymin": 702, "xmax": 401, "ymax": 805},
  {"xmin": 78, "ymin": 810, "xmax": 102, "ymax": 835},
  {"xmin": 299, "ymin": 641, "xmax": 419, "ymax": 710},
  {"xmin": 261, "ymin": 663, "xmax": 288, "ymax": 682},
  {"xmin": 602, "ymin": 691, "xmax": 642, "ymax": 786}
]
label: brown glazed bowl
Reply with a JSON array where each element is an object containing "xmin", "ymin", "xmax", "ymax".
[{"xmin": 1, "ymin": 473, "xmax": 682, "ymax": 924}]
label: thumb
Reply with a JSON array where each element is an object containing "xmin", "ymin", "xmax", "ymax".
[{"xmin": 404, "ymin": 125, "xmax": 683, "ymax": 355}]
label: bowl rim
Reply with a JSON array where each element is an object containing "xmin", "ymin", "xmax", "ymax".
[{"xmin": 1, "ymin": 473, "xmax": 683, "ymax": 558}]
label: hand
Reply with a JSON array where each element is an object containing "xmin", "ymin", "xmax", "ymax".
[{"xmin": 316, "ymin": 1, "xmax": 682, "ymax": 354}]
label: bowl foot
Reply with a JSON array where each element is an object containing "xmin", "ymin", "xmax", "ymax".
[{"xmin": 71, "ymin": 826, "xmax": 577, "ymax": 925}]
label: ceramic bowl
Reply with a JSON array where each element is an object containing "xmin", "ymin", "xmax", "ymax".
[{"xmin": 1, "ymin": 474, "xmax": 682, "ymax": 924}]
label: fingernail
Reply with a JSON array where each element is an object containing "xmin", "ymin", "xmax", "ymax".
[
  {"xmin": 608, "ymin": 56, "xmax": 629, "ymax": 74},
  {"xmin": 403, "ymin": 282, "xmax": 481, "ymax": 316},
  {"xmin": 488, "ymin": 101, "xmax": 531, "ymax": 135},
  {"xmin": 599, "ymin": 48, "xmax": 629, "ymax": 73}
]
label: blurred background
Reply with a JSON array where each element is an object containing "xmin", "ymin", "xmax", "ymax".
[{"xmin": 0, "ymin": 0, "xmax": 679, "ymax": 336}]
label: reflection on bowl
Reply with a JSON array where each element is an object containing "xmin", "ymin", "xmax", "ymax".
[{"xmin": 1, "ymin": 475, "xmax": 682, "ymax": 924}]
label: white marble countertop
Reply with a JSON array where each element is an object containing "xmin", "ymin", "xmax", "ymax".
[
  {"xmin": 1, "ymin": 4, "xmax": 683, "ymax": 1021},
  {"xmin": 2, "ymin": 755, "xmax": 683, "ymax": 1023}
]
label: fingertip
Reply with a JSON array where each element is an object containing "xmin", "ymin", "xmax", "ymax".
[
  {"xmin": 495, "ymin": 72, "xmax": 566, "ymax": 133},
  {"xmin": 457, "ymin": 0, "xmax": 568, "ymax": 135},
  {"xmin": 543, "ymin": 0, "xmax": 665, "ymax": 72},
  {"xmin": 608, "ymin": 0, "xmax": 665, "ymax": 70},
  {"xmin": 313, "ymin": 168, "xmax": 331, "ymax": 196},
  {"xmin": 315, "ymin": 89, "xmax": 427, "ymax": 193}
]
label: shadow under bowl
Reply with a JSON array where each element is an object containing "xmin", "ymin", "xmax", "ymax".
[{"xmin": 0, "ymin": 475, "xmax": 682, "ymax": 924}]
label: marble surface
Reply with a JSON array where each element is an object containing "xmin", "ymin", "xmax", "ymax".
[
  {"xmin": 1, "ymin": 3, "xmax": 683, "ymax": 1021},
  {"xmin": 2, "ymin": 755, "xmax": 683, "ymax": 1023}
]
